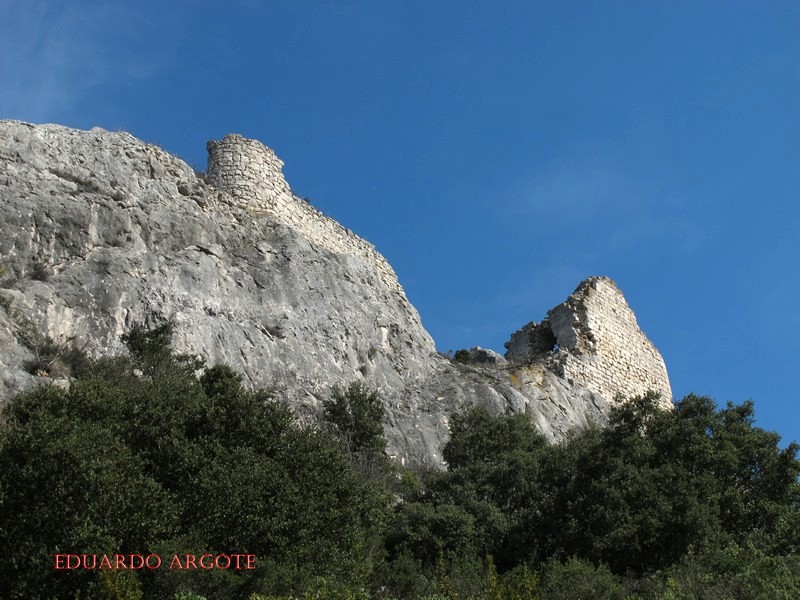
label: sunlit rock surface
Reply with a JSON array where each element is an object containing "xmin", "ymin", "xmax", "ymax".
[{"xmin": 0, "ymin": 121, "xmax": 671, "ymax": 465}]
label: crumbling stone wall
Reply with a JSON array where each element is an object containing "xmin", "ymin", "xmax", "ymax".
[
  {"xmin": 206, "ymin": 134, "xmax": 403, "ymax": 295},
  {"xmin": 506, "ymin": 277, "xmax": 672, "ymax": 407}
]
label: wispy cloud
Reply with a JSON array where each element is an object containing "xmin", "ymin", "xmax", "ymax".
[
  {"xmin": 509, "ymin": 158, "xmax": 637, "ymax": 219},
  {"xmin": 0, "ymin": 0, "xmax": 163, "ymax": 123},
  {"xmin": 604, "ymin": 211, "xmax": 708, "ymax": 255},
  {"xmin": 499, "ymin": 153, "xmax": 709, "ymax": 256},
  {"xmin": 1, "ymin": 1, "xmax": 68, "ymax": 120}
]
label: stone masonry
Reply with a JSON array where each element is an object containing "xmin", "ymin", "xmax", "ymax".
[
  {"xmin": 505, "ymin": 277, "xmax": 672, "ymax": 407},
  {"xmin": 206, "ymin": 134, "xmax": 404, "ymax": 295}
]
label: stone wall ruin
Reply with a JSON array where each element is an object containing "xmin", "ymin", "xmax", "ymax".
[
  {"xmin": 505, "ymin": 277, "xmax": 672, "ymax": 407},
  {"xmin": 206, "ymin": 134, "xmax": 404, "ymax": 295},
  {"xmin": 205, "ymin": 136, "xmax": 672, "ymax": 408}
]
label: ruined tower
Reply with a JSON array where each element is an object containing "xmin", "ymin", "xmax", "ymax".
[
  {"xmin": 206, "ymin": 134, "xmax": 293, "ymax": 214},
  {"xmin": 205, "ymin": 134, "xmax": 404, "ymax": 295},
  {"xmin": 506, "ymin": 277, "xmax": 673, "ymax": 407}
]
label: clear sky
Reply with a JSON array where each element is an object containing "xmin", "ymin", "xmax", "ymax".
[{"xmin": 3, "ymin": 1, "xmax": 799, "ymax": 446}]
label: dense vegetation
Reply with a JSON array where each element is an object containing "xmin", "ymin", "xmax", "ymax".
[{"xmin": 0, "ymin": 323, "xmax": 797, "ymax": 598}]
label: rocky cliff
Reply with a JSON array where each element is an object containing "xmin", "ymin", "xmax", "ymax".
[{"xmin": 0, "ymin": 121, "xmax": 671, "ymax": 465}]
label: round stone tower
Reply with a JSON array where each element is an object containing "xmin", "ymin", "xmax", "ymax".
[
  {"xmin": 205, "ymin": 133, "xmax": 405, "ymax": 295},
  {"xmin": 206, "ymin": 134, "xmax": 293, "ymax": 212}
]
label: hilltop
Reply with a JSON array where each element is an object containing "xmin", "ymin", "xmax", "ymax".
[{"xmin": 0, "ymin": 121, "xmax": 671, "ymax": 464}]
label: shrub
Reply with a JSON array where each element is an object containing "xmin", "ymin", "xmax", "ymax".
[
  {"xmin": 0, "ymin": 324, "xmax": 388, "ymax": 599},
  {"xmin": 453, "ymin": 349, "xmax": 471, "ymax": 364},
  {"xmin": 31, "ymin": 259, "xmax": 49, "ymax": 281}
]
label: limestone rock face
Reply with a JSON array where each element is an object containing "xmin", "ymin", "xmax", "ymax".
[
  {"xmin": 0, "ymin": 121, "xmax": 671, "ymax": 465},
  {"xmin": 465, "ymin": 347, "xmax": 506, "ymax": 366}
]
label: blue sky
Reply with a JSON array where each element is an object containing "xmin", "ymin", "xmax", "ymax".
[{"xmin": 3, "ymin": 1, "xmax": 799, "ymax": 446}]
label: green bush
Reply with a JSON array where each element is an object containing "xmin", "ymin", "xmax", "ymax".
[
  {"xmin": 538, "ymin": 558, "xmax": 625, "ymax": 600},
  {"xmin": 0, "ymin": 323, "xmax": 389, "ymax": 599},
  {"xmin": 453, "ymin": 349, "xmax": 471, "ymax": 364},
  {"xmin": 1, "ymin": 320, "xmax": 797, "ymax": 598}
]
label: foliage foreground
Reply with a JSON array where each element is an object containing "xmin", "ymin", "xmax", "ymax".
[{"xmin": 0, "ymin": 323, "xmax": 798, "ymax": 599}]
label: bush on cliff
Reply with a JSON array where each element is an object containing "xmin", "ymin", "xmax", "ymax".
[{"xmin": 0, "ymin": 322, "xmax": 388, "ymax": 599}]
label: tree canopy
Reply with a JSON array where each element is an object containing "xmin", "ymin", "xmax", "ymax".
[
  {"xmin": 0, "ymin": 324, "xmax": 385, "ymax": 599},
  {"xmin": 0, "ymin": 323, "xmax": 798, "ymax": 598}
]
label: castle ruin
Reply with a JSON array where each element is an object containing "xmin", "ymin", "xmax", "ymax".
[
  {"xmin": 506, "ymin": 277, "xmax": 673, "ymax": 407},
  {"xmin": 205, "ymin": 135, "xmax": 672, "ymax": 409},
  {"xmin": 206, "ymin": 134, "xmax": 404, "ymax": 295}
]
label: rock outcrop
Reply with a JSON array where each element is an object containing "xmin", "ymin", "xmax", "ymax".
[{"xmin": 0, "ymin": 121, "xmax": 672, "ymax": 465}]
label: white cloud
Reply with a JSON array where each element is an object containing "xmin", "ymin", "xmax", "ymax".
[
  {"xmin": 498, "ymin": 152, "xmax": 708, "ymax": 256},
  {"xmin": 506, "ymin": 155, "xmax": 645, "ymax": 219},
  {"xmin": 0, "ymin": 0, "xmax": 161, "ymax": 123}
]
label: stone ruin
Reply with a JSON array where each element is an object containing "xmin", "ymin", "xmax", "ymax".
[
  {"xmin": 205, "ymin": 134, "xmax": 672, "ymax": 409},
  {"xmin": 206, "ymin": 134, "xmax": 404, "ymax": 296},
  {"xmin": 505, "ymin": 277, "xmax": 673, "ymax": 407}
]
